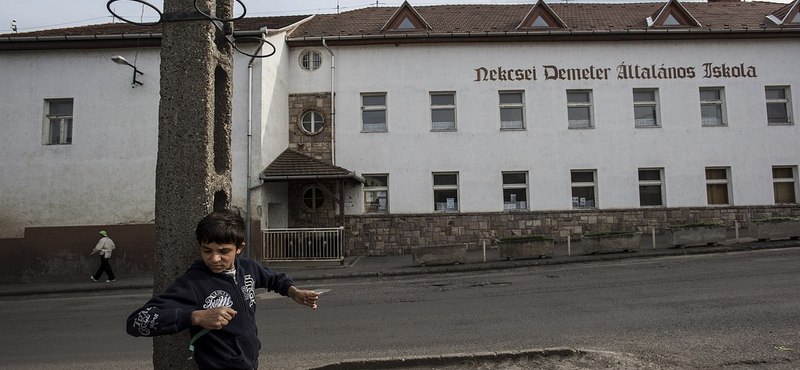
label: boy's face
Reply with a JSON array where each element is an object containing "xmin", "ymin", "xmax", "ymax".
[{"xmin": 200, "ymin": 242, "xmax": 243, "ymax": 273}]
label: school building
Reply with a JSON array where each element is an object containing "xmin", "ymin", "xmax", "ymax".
[{"xmin": 1, "ymin": 0, "xmax": 798, "ymax": 283}]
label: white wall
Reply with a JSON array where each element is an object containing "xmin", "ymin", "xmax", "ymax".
[
  {"xmin": 298, "ymin": 39, "xmax": 800, "ymax": 214},
  {"xmin": 0, "ymin": 48, "xmax": 161, "ymax": 238}
]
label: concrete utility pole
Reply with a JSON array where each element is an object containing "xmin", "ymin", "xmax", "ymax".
[{"xmin": 153, "ymin": 0, "xmax": 234, "ymax": 369}]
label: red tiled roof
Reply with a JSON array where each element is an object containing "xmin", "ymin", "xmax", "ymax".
[
  {"xmin": 288, "ymin": 1, "xmax": 797, "ymax": 39},
  {"xmin": 2, "ymin": 2, "xmax": 797, "ymax": 44},
  {"xmin": 0, "ymin": 15, "xmax": 309, "ymax": 37},
  {"xmin": 260, "ymin": 149, "xmax": 362, "ymax": 182}
]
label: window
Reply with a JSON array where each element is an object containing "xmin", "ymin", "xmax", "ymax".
[
  {"xmin": 773, "ymin": 166, "xmax": 797, "ymax": 204},
  {"xmin": 502, "ymin": 172, "xmax": 528, "ymax": 210},
  {"xmin": 706, "ymin": 167, "xmax": 731, "ymax": 205},
  {"xmin": 499, "ymin": 91, "xmax": 524, "ymax": 130},
  {"xmin": 364, "ymin": 174, "xmax": 389, "ymax": 213},
  {"xmin": 45, "ymin": 99, "xmax": 73, "ymax": 145},
  {"xmin": 765, "ymin": 86, "xmax": 793, "ymax": 125},
  {"xmin": 361, "ymin": 93, "xmax": 387, "ymax": 132},
  {"xmin": 639, "ymin": 168, "xmax": 665, "ymax": 207},
  {"xmin": 700, "ymin": 87, "xmax": 726, "ymax": 126},
  {"xmin": 299, "ymin": 50, "xmax": 322, "ymax": 70},
  {"xmin": 571, "ymin": 170, "xmax": 597, "ymax": 209},
  {"xmin": 567, "ymin": 90, "xmax": 593, "ymax": 129},
  {"xmin": 302, "ymin": 186, "xmax": 325, "ymax": 211},
  {"xmin": 433, "ymin": 172, "xmax": 459, "ymax": 212},
  {"xmin": 300, "ymin": 111, "xmax": 324, "ymax": 134},
  {"xmin": 430, "ymin": 92, "xmax": 456, "ymax": 131},
  {"xmin": 633, "ymin": 88, "xmax": 659, "ymax": 127}
]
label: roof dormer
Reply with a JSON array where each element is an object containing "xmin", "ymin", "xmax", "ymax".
[
  {"xmin": 647, "ymin": 0, "xmax": 701, "ymax": 28},
  {"xmin": 767, "ymin": 0, "xmax": 800, "ymax": 26},
  {"xmin": 381, "ymin": 1, "xmax": 432, "ymax": 32},
  {"xmin": 517, "ymin": 0, "xmax": 567, "ymax": 29}
]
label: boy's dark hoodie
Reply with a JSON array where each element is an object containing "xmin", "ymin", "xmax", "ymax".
[{"xmin": 126, "ymin": 257, "xmax": 294, "ymax": 370}]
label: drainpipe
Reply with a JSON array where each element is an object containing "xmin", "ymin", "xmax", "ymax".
[
  {"xmin": 322, "ymin": 38, "xmax": 336, "ymax": 165},
  {"xmin": 244, "ymin": 28, "xmax": 268, "ymax": 258}
]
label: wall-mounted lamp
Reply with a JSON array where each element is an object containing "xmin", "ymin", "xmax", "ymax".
[{"xmin": 111, "ymin": 55, "xmax": 144, "ymax": 88}]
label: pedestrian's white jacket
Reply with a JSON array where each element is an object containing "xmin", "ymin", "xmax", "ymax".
[{"xmin": 91, "ymin": 237, "xmax": 116, "ymax": 258}]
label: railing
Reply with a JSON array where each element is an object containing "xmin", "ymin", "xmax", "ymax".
[{"xmin": 262, "ymin": 227, "xmax": 344, "ymax": 263}]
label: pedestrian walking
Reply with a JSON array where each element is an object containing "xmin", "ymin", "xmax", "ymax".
[
  {"xmin": 126, "ymin": 209, "xmax": 319, "ymax": 370},
  {"xmin": 90, "ymin": 230, "xmax": 116, "ymax": 282}
]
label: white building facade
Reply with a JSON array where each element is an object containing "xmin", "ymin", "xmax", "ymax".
[{"xmin": 1, "ymin": 1, "xmax": 798, "ymax": 282}]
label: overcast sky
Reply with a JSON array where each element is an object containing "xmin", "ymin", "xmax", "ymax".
[{"xmin": 3, "ymin": 0, "xmax": 794, "ymax": 33}]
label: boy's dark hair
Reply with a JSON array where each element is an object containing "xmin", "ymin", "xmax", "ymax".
[{"xmin": 196, "ymin": 208, "xmax": 246, "ymax": 248}]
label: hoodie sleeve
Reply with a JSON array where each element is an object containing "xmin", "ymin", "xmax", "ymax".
[
  {"xmin": 242, "ymin": 258, "xmax": 295, "ymax": 296},
  {"xmin": 126, "ymin": 276, "xmax": 198, "ymax": 337}
]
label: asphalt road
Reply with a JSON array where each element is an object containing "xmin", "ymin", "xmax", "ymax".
[{"xmin": 1, "ymin": 248, "xmax": 799, "ymax": 370}]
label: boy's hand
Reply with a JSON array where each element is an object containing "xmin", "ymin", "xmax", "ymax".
[
  {"xmin": 290, "ymin": 287, "xmax": 319, "ymax": 310},
  {"xmin": 191, "ymin": 307, "xmax": 237, "ymax": 330}
]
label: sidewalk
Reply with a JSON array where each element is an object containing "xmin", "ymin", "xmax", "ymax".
[{"xmin": 2, "ymin": 233, "xmax": 799, "ymax": 297}]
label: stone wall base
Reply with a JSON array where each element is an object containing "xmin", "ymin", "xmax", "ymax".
[{"xmin": 344, "ymin": 205, "xmax": 800, "ymax": 256}]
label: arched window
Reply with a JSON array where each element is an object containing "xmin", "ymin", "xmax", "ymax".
[
  {"xmin": 302, "ymin": 186, "xmax": 325, "ymax": 211},
  {"xmin": 300, "ymin": 111, "xmax": 325, "ymax": 134},
  {"xmin": 300, "ymin": 50, "xmax": 322, "ymax": 70}
]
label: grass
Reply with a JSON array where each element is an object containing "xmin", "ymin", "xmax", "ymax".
[
  {"xmin": 669, "ymin": 222, "xmax": 723, "ymax": 228},
  {"xmin": 499, "ymin": 235, "xmax": 552, "ymax": 242},
  {"xmin": 584, "ymin": 230, "xmax": 637, "ymax": 237},
  {"xmin": 752, "ymin": 217, "xmax": 799, "ymax": 223}
]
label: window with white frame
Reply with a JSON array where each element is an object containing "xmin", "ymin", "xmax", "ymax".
[
  {"xmin": 361, "ymin": 93, "xmax": 387, "ymax": 132},
  {"xmin": 638, "ymin": 168, "xmax": 665, "ymax": 207},
  {"xmin": 300, "ymin": 110, "xmax": 324, "ymax": 134},
  {"xmin": 705, "ymin": 167, "xmax": 731, "ymax": 205},
  {"xmin": 773, "ymin": 166, "xmax": 797, "ymax": 204},
  {"xmin": 430, "ymin": 92, "xmax": 456, "ymax": 131},
  {"xmin": 364, "ymin": 174, "xmax": 389, "ymax": 213},
  {"xmin": 499, "ymin": 91, "xmax": 525, "ymax": 130},
  {"xmin": 299, "ymin": 50, "xmax": 322, "ymax": 70},
  {"xmin": 700, "ymin": 87, "xmax": 726, "ymax": 126},
  {"xmin": 765, "ymin": 86, "xmax": 793, "ymax": 125},
  {"xmin": 433, "ymin": 172, "xmax": 459, "ymax": 212},
  {"xmin": 502, "ymin": 171, "xmax": 528, "ymax": 210},
  {"xmin": 567, "ymin": 90, "xmax": 593, "ymax": 129},
  {"xmin": 633, "ymin": 88, "xmax": 659, "ymax": 127},
  {"xmin": 44, "ymin": 99, "xmax": 73, "ymax": 145},
  {"xmin": 571, "ymin": 170, "xmax": 597, "ymax": 208}
]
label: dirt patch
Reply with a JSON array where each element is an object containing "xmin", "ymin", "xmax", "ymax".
[{"xmin": 310, "ymin": 348, "xmax": 682, "ymax": 370}]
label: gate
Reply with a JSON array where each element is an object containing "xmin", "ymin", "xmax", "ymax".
[{"xmin": 262, "ymin": 227, "xmax": 344, "ymax": 263}]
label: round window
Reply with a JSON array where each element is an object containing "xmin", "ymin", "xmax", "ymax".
[
  {"xmin": 300, "ymin": 111, "xmax": 325, "ymax": 135},
  {"xmin": 299, "ymin": 50, "xmax": 322, "ymax": 71},
  {"xmin": 302, "ymin": 187, "xmax": 325, "ymax": 211}
]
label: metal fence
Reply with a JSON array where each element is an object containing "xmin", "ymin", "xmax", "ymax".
[{"xmin": 262, "ymin": 227, "xmax": 344, "ymax": 263}]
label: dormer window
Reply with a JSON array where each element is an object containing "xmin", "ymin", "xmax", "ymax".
[
  {"xmin": 517, "ymin": 0, "xmax": 567, "ymax": 29},
  {"xmin": 398, "ymin": 17, "xmax": 416, "ymax": 29},
  {"xmin": 662, "ymin": 14, "xmax": 680, "ymax": 26},
  {"xmin": 381, "ymin": 1, "xmax": 432, "ymax": 32},
  {"xmin": 531, "ymin": 16, "xmax": 549, "ymax": 27},
  {"xmin": 647, "ymin": 0, "xmax": 701, "ymax": 28},
  {"xmin": 767, "ymin": 0, "xmax": 800, "ymax": 26}
]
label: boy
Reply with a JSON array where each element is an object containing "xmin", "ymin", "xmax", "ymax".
[{"xmin": 126, "ymin": 209, "xmax": 319, "ymax": 370}]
